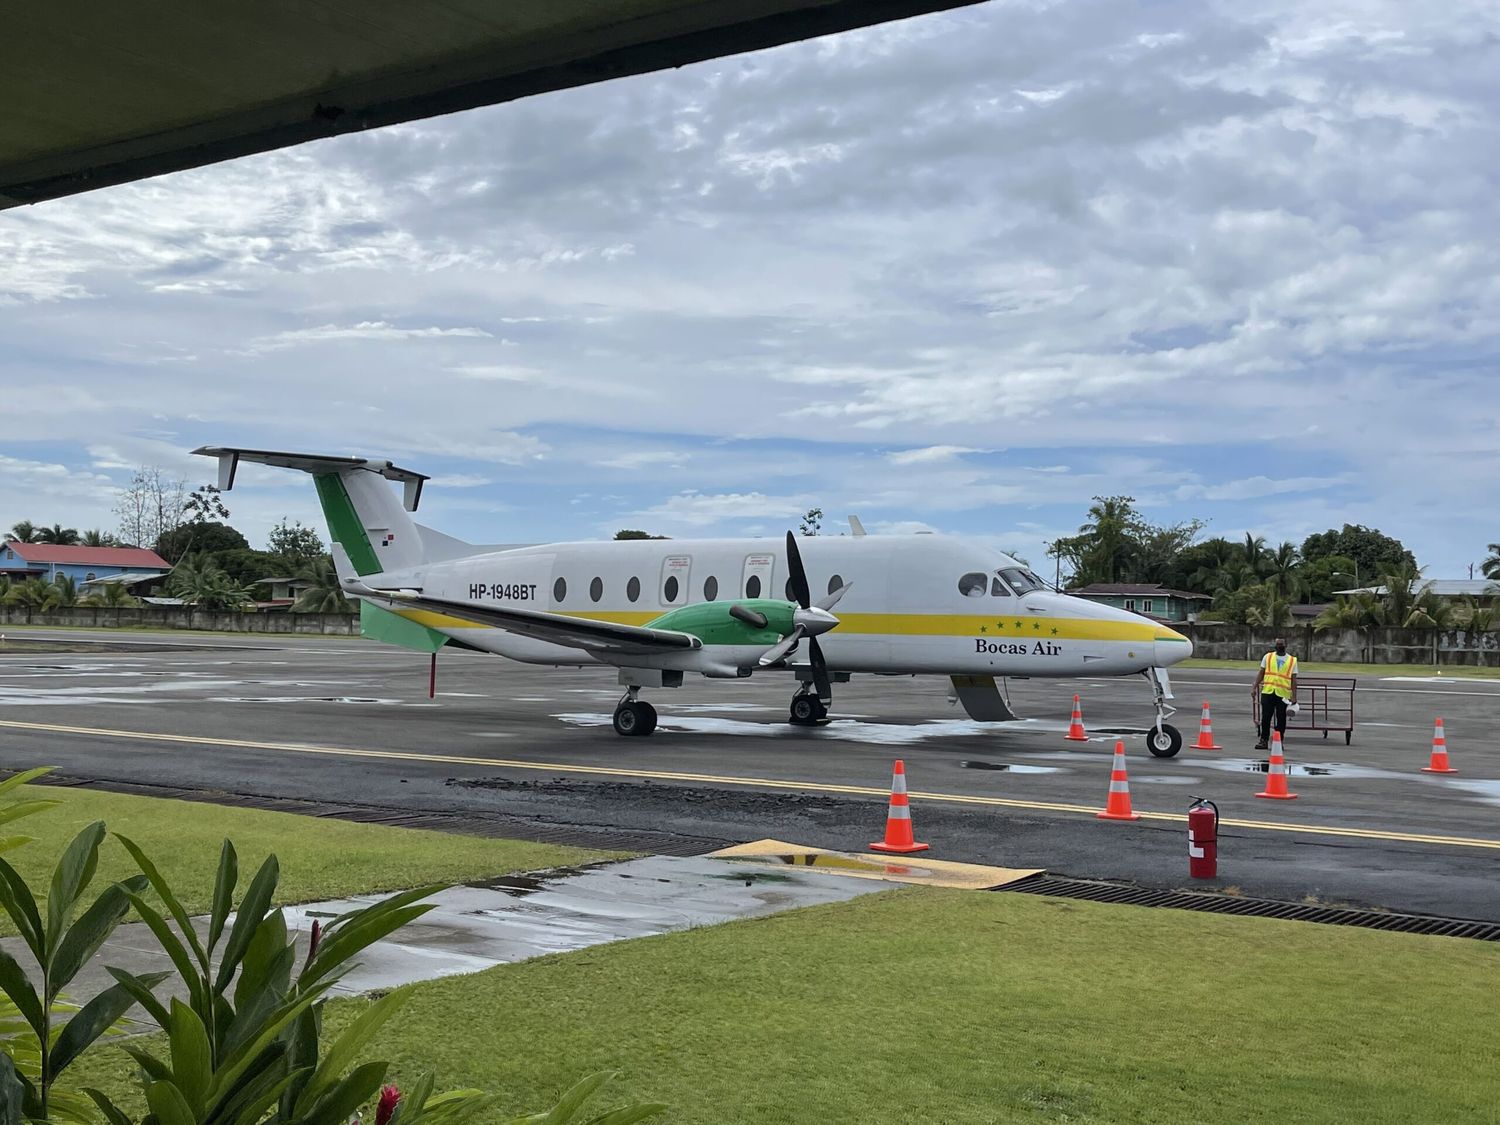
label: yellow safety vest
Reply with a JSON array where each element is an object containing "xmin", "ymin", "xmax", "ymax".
[{"xmin": 1261, "ymin": 652, "xmax": 1297, "ymax": 700}]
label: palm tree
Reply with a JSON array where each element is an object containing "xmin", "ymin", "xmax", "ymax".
[
  {"xmin": 291, "ymin": 556, "xmax": 352, "ymax": 613},
  {"xmin": 8, "ymin": 521, "xmax": 39, "ymax": 544},
  {"xmin": 1314, "ymin": 591, "xmax": 1385, "ymax": 630},
  {"xmin": 1265, "ymin": 541, "xmax": 1303, "ymax": 600},
  {"xmin": 4, "ymin": 578, "xmax": 62, "ymax": 610},
  {"xmin": 80, "ymin": 529, "xmax": 117, "ymax": 547},
  {"xmin": 1242, "ymin": 533, "xmax": 1269, "ymax": 579},
  {"xmin": 36, "ymin": 525, "xmax": 80, "ymax": 546},
  {"xmin": 1483, "ymin": 543, "xmax": 1500, "ymax": 581},
  {"xmin": 48, "ymin": 575, "xmax": 77, "ymax": 607},
  {"xmin": 169, "ymin": 553, "xmax": 252, "ymax": 612},
  {"xmin": 82, "ymin": 581, "xmax": 140, "ymax": 608},
  {"xmin": 1244, "ymin": 585, "xmax": 1290, "ymax": 628}
]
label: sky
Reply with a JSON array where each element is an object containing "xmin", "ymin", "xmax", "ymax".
[{"xmin": 2, "ymin": 0, "xmax": 1497, "ymax": 578}]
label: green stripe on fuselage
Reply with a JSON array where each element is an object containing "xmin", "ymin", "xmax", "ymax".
[{"xmin": 313, "ymin": 473, "xmax": 380, "ymax": 576}]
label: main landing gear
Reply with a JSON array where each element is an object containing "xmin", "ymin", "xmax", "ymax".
[
  {"xmin": 788, "ymin": 687, "xmax": 828, "ymax": 726},
  {"xmin": 612, "ymin": 688, "xmax": 658, "ymax": 737},
  {"xmin": 1142, "ymin": 667, "xmax": 1182, "ymax": 758}
]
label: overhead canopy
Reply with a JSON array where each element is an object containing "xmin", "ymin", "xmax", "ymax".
[{"xmin": 1, "ymin": 0, "xmax": 979, "ymax": 210}]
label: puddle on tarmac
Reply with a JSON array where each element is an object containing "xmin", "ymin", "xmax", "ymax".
[
  {"xmin": 210, "ymin": 695, "xmax": 404, "ymax": 705},
  {"xmin": 556, "ymin": 712, "xmax": 1049, "ymax": 746},
  {"xmin": 960, "ymin": 760, "xmax": 1060, "ymax": 774}
]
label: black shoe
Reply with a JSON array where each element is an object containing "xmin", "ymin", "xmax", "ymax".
[{"xmin": 1254, "ymin": 739, "xmax": 1268, "ymax": 750}]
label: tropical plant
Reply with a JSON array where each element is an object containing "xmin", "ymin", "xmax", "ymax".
[
  {"xmin": 1313, "ymin": 593, "xmax": 1384, "ymax": 630},
  {"xmin": 7, "ymin": 522, "xmax": 39, "ymax": 544},
  {"xmin": 79, "ymin": 530, "xmax": 118, "ymax": 548},
  {"xmin": 35, "ymin": 526, "xmax": 79, "ymax": 547},
  {"xmin": 290, "ymin": 556, "xmax": 350, "ymax": 614},
  {"xmin": 1240, "ymin": 533, "xmax": 1269, "ymax": 580},
  {"xmin": 4, "ymin": 579, "xmax": 64, "ymax": 611},
  {"xmin": 1483, "ymin": 543, "xmax": 1500, "ymax": 581},
  {"xmin": 80, "ymin": 582, "xmax": 140, "ymax": 609},
  {"xmin": 1455, "ymin": 596, "xmax": 1497, "ymax": 632},
  {"xmin": 49, "ymin": 576, "xmax": 77, "ymax": 609},
  {"xmin": 0, "ymin": 821, "xmax": 163, "ymax": 1121},
  {"xmin": 169, "ymin": 553, "xmax": 253, "ymax": 612}
]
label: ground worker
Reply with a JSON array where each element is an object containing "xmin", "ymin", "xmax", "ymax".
[{"xmin": 1253, "ymin": 636, "xmax": 1298, "ymax": 750}]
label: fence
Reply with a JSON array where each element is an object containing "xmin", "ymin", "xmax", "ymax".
[
  {"xmin": 1182, "ymin": 624, "xmax": 1500, "ymax": 667},
  {"xmin": 0, "ymin": 605, "xmax": 359, "ymax": 635}
]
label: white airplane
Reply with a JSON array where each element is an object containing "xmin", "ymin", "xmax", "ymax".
[{"xmin": 195, "ymin": 446, "xmax": 1195, "ymax": 753}]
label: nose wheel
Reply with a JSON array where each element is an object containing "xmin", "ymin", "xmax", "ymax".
[
  {"xmin": 789, "ymin": 691, "xmax": 828, "ymax": 726},
  {"xmin": 612, "ymin": 689, "xmax": 658, "ymax": 737},
  {"xmin": 1141, "ymin": 667, "xmax": 1181, "ymax": 757}
]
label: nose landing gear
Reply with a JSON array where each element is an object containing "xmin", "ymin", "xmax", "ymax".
[
  {"xmin": 788, "ymin": 688, "xmax": 827, "ymax": 726},
  {"xmin": 1142, "ymin": 667, "xmax": 1182, "ymax": 757},
  {"xmin": 612, "ymin": 687, "xmax": 658, "ymax": 737}
]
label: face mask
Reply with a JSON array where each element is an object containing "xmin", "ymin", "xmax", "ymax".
[{"xmin": 1275, "ymin": 646, "xmax": 1286, "ymax": 655}]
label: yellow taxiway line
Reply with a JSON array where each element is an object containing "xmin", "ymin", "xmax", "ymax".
[{"xmin": 3, "ymin": 717, "xmax": 1497, "ymax": 852}]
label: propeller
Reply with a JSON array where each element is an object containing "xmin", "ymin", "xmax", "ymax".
[{"xmin": 758, "ymin": 531, "xmax": 845, "ymax": 703}]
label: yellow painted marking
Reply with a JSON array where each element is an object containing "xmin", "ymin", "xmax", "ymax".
[
  {"xmin": 2, "ymin": 718, "xmax": 1493, "ymax": 851},
  {"xmin": 394, "ymin": 606, "xmax": 1171, "ymax": 643},
  {"xmin": 710, "ymin": 838, "xmax": 1039, "ymax": 889}
]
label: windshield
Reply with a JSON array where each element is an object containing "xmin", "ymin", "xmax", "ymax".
[{"xmin": 999, "ymin": 566, "xmax": 1046, "ymax": 594}]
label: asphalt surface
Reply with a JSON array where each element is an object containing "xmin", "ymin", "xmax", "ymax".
[{"xmin": 1, "ymin": 628, "xmax": 1497, "ymax": 920}]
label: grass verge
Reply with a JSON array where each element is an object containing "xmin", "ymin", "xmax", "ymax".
[
  {"xmin": 1181, "ymin": 657, "xmax": 1500, "ymax": 678},
  {"xmin": 66, "ymin": 888, "xmax": 1500, "ymax": 1124},
  {"xmin": 1, "ymin": 782, "xmax": 618, "ymax": 934}
]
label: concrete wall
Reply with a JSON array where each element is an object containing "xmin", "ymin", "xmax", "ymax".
[
  {"xmin": 0, "ymin": 606, "xmax": 359, "ymax": 635},
  {"xmin": 1182, "ymin": 625, "xmax": 1500, "ymax": 667}
]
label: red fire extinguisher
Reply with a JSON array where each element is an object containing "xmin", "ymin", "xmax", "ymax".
[{"xmin": 1188, "ymin": 796, "xmax": 1218, "ymax": 879}]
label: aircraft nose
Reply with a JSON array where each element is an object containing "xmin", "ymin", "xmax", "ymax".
[{"xmin": 1154, "ymin": 627, "xmax": 1194, "ymax": 666}]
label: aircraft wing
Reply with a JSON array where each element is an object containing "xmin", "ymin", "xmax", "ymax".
[{"xmin": 358, "ymin": 589, "xmax": 701, "ymax": 655}]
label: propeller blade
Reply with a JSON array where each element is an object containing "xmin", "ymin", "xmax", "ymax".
[
  {"xmin": 729, "ymin": 604, "xmax": 769, "ymax": 629},
  {"xmin": 785, "ymin": 530, "xmax": 810, "ymax": 610},
  {"xmin": 758, "ymin": 624, "xmax": 805, "ymax": 667},
  {"xmin": 815, "ymin": 581, "xmax": 852, "ymax": 612},
  {"xmin": 808, "ymin": 635, "xmax": 832, "ymax": 704}
]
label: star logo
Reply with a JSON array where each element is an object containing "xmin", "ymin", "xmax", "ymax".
[
  {"xmin": 1051, "ymin": 627, "xmax": 1059, "ymax": 636},
  {"xmin": 1033, "ymin": 622, "xmax": 1041, "ymax": 631},
  {"xmin": 980, "ymin": 625, "xmax": 988, "ymax": 633},
  {"xmin": 1014, "ymin": 620, "xmax": 1024, "ymax": 629}
]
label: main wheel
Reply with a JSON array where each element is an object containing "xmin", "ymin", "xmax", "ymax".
[
  {"xmin": 1147, "ymin": 723, "xmax": 1183, "ymax": 758},
  {"xmin": 789, "ymin": 695, "xmax": 820, "ymax": 725},
  {"xmin": 639, "ymin": 702, "xmax": 658, "ymax": 735},
  {"xmin": 613, "ymin": 703, "xmax": 647, "ymax": 736}
]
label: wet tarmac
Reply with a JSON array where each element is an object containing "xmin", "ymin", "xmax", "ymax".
[{"xmin": 1, "ymin": 628, "xmax": 1497, "ymax": 919}]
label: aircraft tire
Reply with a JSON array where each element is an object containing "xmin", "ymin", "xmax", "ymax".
[
  {"xmin": 789, "ymin": 696, "xmax": 820, "ymax": 725},
  {"xmin": 613, "ymin": 703, "xmax": 650, "ymax": 737},
  {"xmin": 639, "ymin": 702, "xmax": 658, "ymax": 735},
  {"xmin": 1146, "ymin": 723, "xmax": 1182, "ymax": 758}
]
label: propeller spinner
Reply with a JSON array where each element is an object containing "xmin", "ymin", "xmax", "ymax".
[{"xmin": 758, "ymin": 530, "xmax": 847, "ymax": 704}]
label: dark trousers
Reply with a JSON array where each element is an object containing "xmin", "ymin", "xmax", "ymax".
[{"xmin": 1259, "ymin": 693, "xmax": 1288, "ymax": 742}]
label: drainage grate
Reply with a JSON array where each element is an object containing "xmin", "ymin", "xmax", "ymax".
[{"xmin": 1001, "ymin": 875, "xmax": 1500, "ymax": 941}]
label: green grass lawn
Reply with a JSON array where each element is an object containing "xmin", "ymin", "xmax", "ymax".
[
  {"xmin": 65, "ymin": 888, "xmax": 1500, "ymax": 1124},
  {"xmin": 1, "ymin": 783, "xmax": 617, "ymax": 933},
  {"xmin": 1181, "ymin": 657, "xmax": 1500, "ymax": 678}
]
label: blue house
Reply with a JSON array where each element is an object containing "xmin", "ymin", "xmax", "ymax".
[{"xmin": 1, "ymin": 542, "xmax": 171, "ymax": 584}]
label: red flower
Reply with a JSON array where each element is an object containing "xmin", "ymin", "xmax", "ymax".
[{"xmin": 375, "ymin": 1084, "xmax": 401, "ymax": 1125}]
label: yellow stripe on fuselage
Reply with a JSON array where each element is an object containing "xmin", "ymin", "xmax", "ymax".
[{"xmin": 392, "ymin": 607, "xmax": 1176, "ymax": 643}]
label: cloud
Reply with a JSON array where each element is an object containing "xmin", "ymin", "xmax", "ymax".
[
  {"xmin": 885, "ymin": 445, "xmax": 984, "ymax": 465},
  {"xmin": 243, "ymin": 321, "xmax": 492, "ymax": 354},
  {"xmin": 596, "ymin": 450, "xmax": 691, "ymax": 470}
]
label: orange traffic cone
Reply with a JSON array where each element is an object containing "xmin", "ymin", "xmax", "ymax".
[
  {"xmin": 1421, "ymin": 718, "xmax": 1457, "ymax": 774},
  {"xmin": 870, "ymin": 759, "xmax": 929, "ymax": 853},
  {"xmin": 1192, "ymin": 700, "xmax": 1222, "ymax": 751},
  {"xmin": 1065, "ymin": 694, "xmax": 1089, "ymax": 742},
  {"xmin": 1097, "ymin": 740, "xmax": 1141, "ymax": 821},
  {"xmin": 1255, "ymin": 730, "xmax": 1298, "ymax": 800}
]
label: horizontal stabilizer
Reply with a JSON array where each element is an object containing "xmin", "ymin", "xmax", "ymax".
[{"xmin": 192, "ymin": 445, "xmax": 429, "ymax": 511}]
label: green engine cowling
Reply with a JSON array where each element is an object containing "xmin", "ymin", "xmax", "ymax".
[{"xmin": 647, "ymin": 599, "xmax": 795, "ymax": 647}]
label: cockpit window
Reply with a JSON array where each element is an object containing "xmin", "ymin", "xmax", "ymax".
[
  {"xmin": 991, "ymin": 573, "xmax": 1013, "ymax": 596},
  {"xmin": 1000, "ymin": 567, "xmax": 1046, "ymax": 594},
  {"xmin": 958, "ymin": 572, "xmax": 988, "ymax": 598}
]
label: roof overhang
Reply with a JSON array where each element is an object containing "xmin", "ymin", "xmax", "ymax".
[{"xmin": 1, "ymin": 0, "xmax": 982, "ymax": 210}]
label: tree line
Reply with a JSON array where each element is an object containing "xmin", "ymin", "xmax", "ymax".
[
  {"xmin": 3, "ymin": 467, "xmax": 348, "ymax": 614},
  {"xmin": 1051, "ymin": 496, "xmax": 1500, "ymax": 630}
]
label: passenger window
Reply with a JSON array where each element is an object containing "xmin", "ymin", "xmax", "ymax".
[
  {"xmin": 589, "ymin": 577, "xmax": 603, "ymax": 603},
  {"xmin": 746, "ymin": 574, "xmax": 762, "ymax": 598},
  {"xmin": 958, "ymin": 572, "xmax": 987, "ymax": 598},
  {"xmin": 704, "ymin": 576, "xmax": 718, "ymax": 601},
  {"xmin": 665, "ymin": 576, "xmax": 679, "ymax": 603},
  {"xmin": 627, "ymin": 576, "xmax": 641, "ymax": 602},
  {"xmin": 553, "ymin": 577, "xmax": 567, "ymax": 602},
  {"xmin": 661, "ymin": 555, "xmax": 690, "ymax": 605},
  {"xmin": 827, "ymin": 574, "xmax": 843, "ymax": 595},
  {"xmin": 991, "ymin": 573, "xmax": 1013, "ymax": 596}
]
